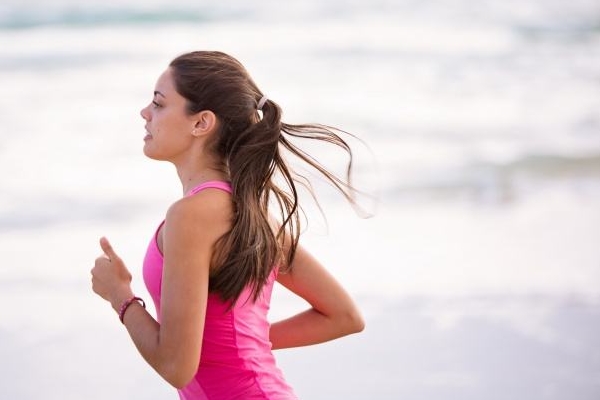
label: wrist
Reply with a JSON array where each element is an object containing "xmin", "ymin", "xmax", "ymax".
[
  {"xmin": 118, "ymin": 296, "xmax": 146, "ymax": 324},
  {"xmin": 110, "ymin": 288, "xmax": 135, "ymax": 313}
]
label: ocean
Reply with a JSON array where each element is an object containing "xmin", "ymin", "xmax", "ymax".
[{"xmin": 0, "ymin": 0, "xmax": 599, "ymax": 399}]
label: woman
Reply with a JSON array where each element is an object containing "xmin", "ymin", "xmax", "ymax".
[{"xmin": 91, "ymin": 51, "xmax": 365, "ymax": 399}]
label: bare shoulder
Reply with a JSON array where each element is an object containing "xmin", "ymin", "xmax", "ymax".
[{"xmin": 165, "ymin": 188, "xmax": 233, "ymax": 238}]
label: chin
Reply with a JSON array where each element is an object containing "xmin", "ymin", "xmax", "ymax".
[
  {"xmin": 143, "ymin": 145, "xmax": 160, "ymax": 160},
  {"xmin": 143, "ymin": 146, "xmax": 172, "ymax": 163}
]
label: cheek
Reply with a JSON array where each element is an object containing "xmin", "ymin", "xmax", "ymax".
[{"xmin": 152, "ymin": 111, "xmax": 192, "ymax": 142}]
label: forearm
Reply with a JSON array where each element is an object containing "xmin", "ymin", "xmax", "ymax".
[
  {"xmin": 92, "ymin": 234, "xmax": 207, "ymax": 389},
  {"xmin": 112, "ymin": 300, "xmax": 185, "ymax": 387},
  {"xmin": 120, "ymin": 303, "xmax": 161, "ymax": 366},
  {"xmin": 270, "ymin": 307, "xmax": 363, "ymax": 350}
]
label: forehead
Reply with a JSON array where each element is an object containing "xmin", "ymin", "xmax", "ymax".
[{"xmin": 155, "ymin": 68, "xmax": 176, "ymax": 94}]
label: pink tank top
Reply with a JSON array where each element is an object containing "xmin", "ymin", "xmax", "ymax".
[{"xmin": 142, "ymin": 181, "xmax": 297, "ymax": 400}]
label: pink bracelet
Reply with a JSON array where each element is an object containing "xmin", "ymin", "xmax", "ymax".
[{"xmin": 118, "ymin": 296, "xmax": 146, "ymax": 324}]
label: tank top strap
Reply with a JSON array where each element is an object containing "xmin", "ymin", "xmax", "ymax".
[{"xmin": 186, "ymin": 180, "xmax": 232, "ymax": 197}]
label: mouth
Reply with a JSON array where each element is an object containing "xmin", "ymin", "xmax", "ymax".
[{"xmin": 144, "ymin": 127, "xmax": 152, "ymax": 141}]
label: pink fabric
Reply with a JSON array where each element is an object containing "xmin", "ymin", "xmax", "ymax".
[{"xmin": 142, "ymin": 181, "xmax": 297, "ymax": 400}]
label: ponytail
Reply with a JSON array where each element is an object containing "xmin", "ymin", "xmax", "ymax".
[
  {"xmin": 209, "ymin": 99, "xmax": 290, "ymax": 302},
  {"xmin": 169, "ymin": 51, "xmax": 362, "ymax": 304}
]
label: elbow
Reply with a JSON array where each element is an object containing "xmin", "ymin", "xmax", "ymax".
[
  {"xmin": 348, "ymin": 310, "xmax": 365, "ymax": 334},
  {"xmin": 165, "ymin": 371, "xmax": 195, "ymax": 390},
  {"xmin": 338, "ymin": 308, "xmax": 365, "ymax": 336},
  {"xmin": 161, "ymin": 361, "xmax": 199, "ymax": 389},
  {"xmin": 169, "ymin": 375, "xmax": 194, "ymax": 390}
]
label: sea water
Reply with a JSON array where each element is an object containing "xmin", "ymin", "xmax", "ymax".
[{"xmin": 0, "ymin": 0, "xmax": 599, "ymax": 399}]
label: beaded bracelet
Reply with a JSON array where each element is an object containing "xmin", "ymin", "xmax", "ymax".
[{"xmin": 118, "ymin": 296, "xmax": 146, "ymax": 324}]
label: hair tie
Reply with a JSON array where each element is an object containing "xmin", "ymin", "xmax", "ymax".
[{"xmin": 257, "ymin": 95, "xmax": 268, "ymax": 111}]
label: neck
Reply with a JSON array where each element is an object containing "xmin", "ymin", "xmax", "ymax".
[
  {"xmin": 177, "ymin": 170, "xmax": 223, "ymax": 195},
  {"xmin": 173, "ymin": 156, "xmax": 227, "ymax": 195},
  {"xmin": 168, "ymin": 137, "xmax": 228, "ymax": 195}
]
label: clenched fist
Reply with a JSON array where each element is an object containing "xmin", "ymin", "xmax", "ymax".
[{"xmin": 91, "ymin": 237, "xmax": 134, "ymax": 312}]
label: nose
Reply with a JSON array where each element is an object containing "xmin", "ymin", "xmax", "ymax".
[{"xmin": 140, "ymin": 105, "xmax": 150, "ymax": 121}]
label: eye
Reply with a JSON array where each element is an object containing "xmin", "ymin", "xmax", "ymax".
[{"xmin": 152, "ymin": 101, "xmax": 161, "ymax": 108}]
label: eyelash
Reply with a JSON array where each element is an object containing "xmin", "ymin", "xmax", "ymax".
[{"xmin": 152, "ymin": 101, "xmax": 161, "ymax": 108}]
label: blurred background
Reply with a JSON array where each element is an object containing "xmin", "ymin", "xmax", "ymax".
[{"xmin": 0, "ymin": 0, "xmax": 599, "ymax": 398}]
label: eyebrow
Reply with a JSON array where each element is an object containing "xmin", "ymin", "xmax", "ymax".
[{"xmin": 154, "ymin": 90, "xmax": 166, "ymax": 98}]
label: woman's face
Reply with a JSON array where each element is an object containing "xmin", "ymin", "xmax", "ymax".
[{"xmin": 140, "ymin": 68, "xmax": 197, "ymax": 162}]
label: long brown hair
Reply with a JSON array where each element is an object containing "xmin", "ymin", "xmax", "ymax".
[{"xmin": 169, "ymin": 51, "xmax": 360, "ymax": 303}]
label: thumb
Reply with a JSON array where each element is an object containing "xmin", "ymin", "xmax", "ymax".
[{"xmin": 99, "ymin": 236, "xmax": 119, "ymax": 261}]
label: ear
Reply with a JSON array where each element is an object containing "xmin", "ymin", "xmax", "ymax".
[{"xmin": 191, "ymin": 110, "xmax": 217, "ymax": 137}]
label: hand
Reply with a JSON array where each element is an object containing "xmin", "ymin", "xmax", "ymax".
[{"xmin": 91, "ymin": 237, "xmax": 134, "ymax": 311}]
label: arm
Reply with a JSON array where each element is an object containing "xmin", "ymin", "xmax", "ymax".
[
  {"xmin": 270, "ymin": 244, "xmax": 365, "ymax": 350},
  {"xmin": 91, "ymin": 190, "xmax": 231, "ymax": 388}
]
